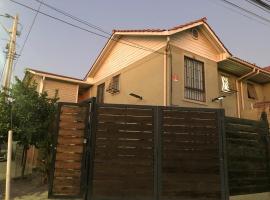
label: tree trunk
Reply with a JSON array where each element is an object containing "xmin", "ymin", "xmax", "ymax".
[{"xmin": 21, "ymin": 145, "xmax": 28, "ymax": 178}]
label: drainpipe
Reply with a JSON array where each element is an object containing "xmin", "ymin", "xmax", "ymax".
[
  {"xmin": 236, "ymin": 68, "xmax": 259, "ymax": 117},
  {"xmin": 163, "ymin": 36, "xmax": 170, "ymax": 106}
]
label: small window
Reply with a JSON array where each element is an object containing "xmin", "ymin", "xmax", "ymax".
[
  {"xmin": 97, "ymin": 83, "xmax": 105, "ymax": 103},
  {"xmin": 106, "ymin": 74, "xmax": 120, "ymax": 94},
  {"xmin": 247, "ymin": 83, "xmax": 257, "ymax": 99},
  {"xmin": 184, "ymin": 57, "xmax": 205, "ymax": 102}
]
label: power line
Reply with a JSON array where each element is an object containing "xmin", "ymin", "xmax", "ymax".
[
  {"xmin": 8, "ymin": 0, "xmax": 164, "ymax": 55},
  {"xmin": 250, "ymin": 0, "xmax": 270, "ymax": 10},
  {"xmin": 33, "ymin": 0, "xmax": 164, "ymax": 55},
  {"xmin": 246, "ymin": 0, "xmax": 270, "ymax": 13},
  {"xmin": 33, "ymin": 0, "xmax": 110, "ymax": 36},
  {"xmin": 210, "ymin": 0, "xmax": 269, "ymax": 26},
  {"xmin": 13, "ymin": 0, "xmax": 43, "ymax": 74},
  {"xmin": 218, "ymin": 0, "xmax": 270, "ymax": 24}
]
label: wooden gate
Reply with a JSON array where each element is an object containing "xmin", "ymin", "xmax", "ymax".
[
  {"xmin": 86, "ymin": 104, "xmax": 228, "ymax": 200},
  {"xmin": 48, "ymin": 102, "xmax": 90, "ymax": 198}
]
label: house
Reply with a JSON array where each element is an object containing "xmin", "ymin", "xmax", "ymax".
[
  {"xmin": 83, "ymin": 17, "xmax": 270, "ymax": 121},
  {"xmin": 25, "ymin": 68, "xmax": 91, "ymax": 102},
  {"xmin": 24, "ymin": 17, "xmax": 270, "ymax": 121}
]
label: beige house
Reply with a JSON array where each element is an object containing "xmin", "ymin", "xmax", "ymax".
[
  {"xmin": 25, "ymin": 68, "xmax": 91, "ymax": 102},
  {"xmin": 82, "ymin": 17, "xmax": 270, "ymax": 121},
  {"xmin": 24, "ymin": 17, "xmax": 270, "ymax": 121}
]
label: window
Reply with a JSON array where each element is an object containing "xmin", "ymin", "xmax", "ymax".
[
  {"xmin": 184, "ymin": 57, "xmax": 205, "ymax": 102},
  {"xmin": 97, "ymin": 83, "xmax": 105, "ymax": 103},
  {"xmin": 221, "ymin": 75, "xmax": 231, "ymax": 92},
  {"xmin": 106, "ymin": 74, "xmax": 120, "ymax": 94},
  {"xmin": 247, "ymin": 83, "xmax": 257, "ymax": 99}
]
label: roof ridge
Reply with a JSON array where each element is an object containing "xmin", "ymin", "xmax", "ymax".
[{"xmin": 113, "ymin": 17, "xmax": 207, "ymax": 33}]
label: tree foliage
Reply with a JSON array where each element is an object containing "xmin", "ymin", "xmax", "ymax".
[{"xmin": 0, "ymin": 75, "xmax": 58, "ymax": 177}]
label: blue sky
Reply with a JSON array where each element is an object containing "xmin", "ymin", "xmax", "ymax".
[{"xmin": 0, "ymin": 0, "xmax": 270, "ymax": 80}]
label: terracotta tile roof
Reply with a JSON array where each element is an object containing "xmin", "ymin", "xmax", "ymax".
[
  {"xmin": 169, "ymin": 17, "xmax": 207, "ymax": 31},
  {"xmin": 113, "ymin": 17, "xmax": 207, "ymax": 33},
  {"xmin": 113, "ymin": 28, "xmax": 166, "ymax": 33},
  {"xmin": 27, "ymin": 68, "xmax": 84, "ymax": 81},
  {"xmin": 264, "ymin": 66, "xmax": 270, "ymax": 71}
]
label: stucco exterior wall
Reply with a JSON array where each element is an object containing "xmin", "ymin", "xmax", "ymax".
[
  {"xmin": 263, "ymin": 83, "xmax": 270, "ymax": 100},
  {"xmin": 240, "ymin": 81, "xmax": 265, "ymax": 120},
  {"xmin": 43, "ymin": 79, "xmax": 78, "ymax": 103},
  {"xmin": 90, "ymin": 53, "xmax": 164, "ymax": 106},
  {"xmin": 170, "ymin": 45, "xmax": 220, "ymax": 109}
]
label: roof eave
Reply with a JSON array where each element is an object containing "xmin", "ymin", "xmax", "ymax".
[{"xmin": 26, "ymin": 69, "xmax": 92, "ymax": 86}]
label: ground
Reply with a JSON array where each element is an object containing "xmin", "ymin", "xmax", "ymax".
[{"xmin": 0, "ymin": 162, "xmax": 80, "ymax": 200}]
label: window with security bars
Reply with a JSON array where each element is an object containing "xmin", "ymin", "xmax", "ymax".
[
  {"xmin": 106, "ymin": 74, "xmax": 120, "ymax": 94},
  {"xmin": 184, "ymin": 57, "xmax": 205, "ymax": 102}
]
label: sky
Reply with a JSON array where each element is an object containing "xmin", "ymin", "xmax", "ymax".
[{"xmin": 0, "ymin": 0, "xmax": 270, "ymax": 80}]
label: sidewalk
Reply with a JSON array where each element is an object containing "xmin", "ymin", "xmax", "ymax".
[{"xmin": 0, "ymin": 169, "xmax": 47, "ymax": 200}]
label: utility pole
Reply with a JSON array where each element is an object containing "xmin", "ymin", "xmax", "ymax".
[
  {"xmin": 1, "ymin": 14, "xmax": 19, "ymax": 200},
  {"xmin": 2, "ymin": 14, "xmax": 19, "ymax": 90}
]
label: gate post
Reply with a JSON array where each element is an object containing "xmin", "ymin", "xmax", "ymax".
[
  {"xmin": 48, "ymin": 103, "xmax": 62, "ymax": 198},
  {"xmin": 85, "ymin": 97, "xmax": 97, "ymax": 200},
  {"xmin": 154, "ymin": 107, "xmax": 162, "ymax": 200},
  {"xmin": 218, "ymin": 109, "xmax": 229, "ymax": 200}
]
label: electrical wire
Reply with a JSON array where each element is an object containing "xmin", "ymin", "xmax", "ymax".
[
  {"xmin": 8, "ymin": 0, "xmax": 165, "ymax": 56},
  {"xmin": 31, "ymin": 0, "xmax": 162, "ymax": 54},
  {"xmin": 251, "ymin": 0, "xmax": 270, "ymax": 10},
  {"xmin": 210, "ymin": 0, "xmax": 269, "ymax": 26},
  {"xmin": 246, "ymin": 0, "xmax": 270, "ymax": 13},
  {"xmin": 33, "ymin": 0, "xmax": 110, "ymax": 36},
  {"xmin": 218, "ymin": 0, "xmax": 270, "ymax": 24},
  {"xmin": 12, "ymin": 0, "xmax": 43, "ymax": 76}
]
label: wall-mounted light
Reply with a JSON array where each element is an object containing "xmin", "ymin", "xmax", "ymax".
[
  {"xmin": 212, "ymin": 95, "xmax": 226, "ymax": 102},
  {"xmin": 129, "ymin": 93, "xmax": 143, "ymax": 100}
]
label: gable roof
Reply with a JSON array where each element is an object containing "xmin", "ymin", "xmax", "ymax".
[
  {"xmin": 26, "ymin": 68, "xmax": 91, "ymax": 86},
  {"xmin": 84, "ymin": 17, "xmax": 231, "ymax": 80}
]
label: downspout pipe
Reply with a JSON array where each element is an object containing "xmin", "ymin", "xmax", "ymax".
[{"xmin": 163, "ymin": 36, "xmax": 170, "ymax": 106}]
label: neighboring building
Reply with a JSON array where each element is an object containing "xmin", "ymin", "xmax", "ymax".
[
  {"xmin": 24, "ymin": 17, "xmax": 270, "ymax": 121},
  {"xmin": 25, "ymin": 68, "xmax": 91, "ymax": 102}
]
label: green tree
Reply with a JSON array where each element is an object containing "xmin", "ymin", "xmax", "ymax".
[{"xmin": 0, "ymin": 75, "xmax": 58, "ymax": 177}]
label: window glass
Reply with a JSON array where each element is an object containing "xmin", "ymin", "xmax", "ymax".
[{"xmin": 97, "ymin": 83, "xmax": 105, "ymax": 103}]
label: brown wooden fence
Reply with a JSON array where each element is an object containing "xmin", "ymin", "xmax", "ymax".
[
  {"xmin": 48, "ymin": 103, "xmax": 89, "ymax": 198},
  {"xmin": 225, "ymin": 114, "xmax": 270, "ymax": 196},
  {"xmin": 161, "ymin": 107, "xmax": 226, "ymax": 200},
  {"xmin": 48, "ymin": 100, "xmax": 270, "ymax": 200}
]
